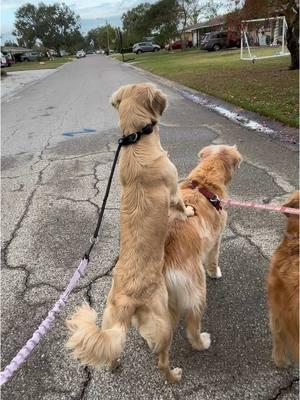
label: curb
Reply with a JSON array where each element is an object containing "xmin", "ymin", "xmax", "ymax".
[{"xmin": 121, "ymin": 61, "xmax": 298, "ymax": 147}]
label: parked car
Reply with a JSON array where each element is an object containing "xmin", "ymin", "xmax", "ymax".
[
  {"xmin": 165, "ymin": 40, "xmax": 193, "ymax": 50},
  {"xmin": 76, "ymin": 50, "xmax": 86, "ymax": 58},
  {"xmin": 1, "ymin": 52, "xmax": 8, "ymax": 68},
  {"xmin": 200, "ymin": 31, "xmax": 240, "ymax": 51},
  {"xmin": 20, "ymin": 51, "xmax": 42, "ymax": 61},
  {"xmin": 132, "ymin": 42, "xmax": 160, "ymax": 54}
]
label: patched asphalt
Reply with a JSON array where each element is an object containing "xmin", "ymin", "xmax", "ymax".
[{"xmin": 1, "ymin": 55, "xmax": 299, "ymax": 400}]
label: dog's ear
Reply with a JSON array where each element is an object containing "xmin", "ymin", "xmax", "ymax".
[
  {"xmin": 142, "ymin": 84, "xmax": 167, "ymax": 116},
  {"xmin": 283, "ymin": 191, "xmax": 300, "ymax": 217},
  {"xmin": 198, "ymin": 145, "xmax": 214, "ymax": 159},
  {"xmin": 151, "ymin": 88, "xmax": 167, "ymax": 116},
  {"xmin": 111, "ymin": 85, "xmax": 129, "ymax": 109},
  {"xmin": 230, "ymin": 145, "xmax": 242, "ymax": 169}
]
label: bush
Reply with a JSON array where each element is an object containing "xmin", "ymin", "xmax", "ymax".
[{"xmin": 121, "ymin": 47, "xmax": 133, "ymax": 54}]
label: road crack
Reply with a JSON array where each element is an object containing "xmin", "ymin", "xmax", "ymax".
[
  {"xmin": 269, "ymin": 377, "xmax": 299, "ymax": 400},
  {"xmin": 228, "ymin": 222, "xmax": 269, "ymax": 261},
  {"xmin": 78, "ymin": 366, "xmax": 92, "ymax": 400}
]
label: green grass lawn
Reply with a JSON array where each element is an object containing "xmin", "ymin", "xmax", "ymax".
[
  {"xmin": 116, "ymin": 49, "xmax": 299, "ymax": 128},
  {"xmin": 2, "ymin": 56, "xmax": 74, "ymax": 73}
]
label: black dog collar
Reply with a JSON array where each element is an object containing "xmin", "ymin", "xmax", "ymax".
[{"xmin": 118, "ymin": 123, "xmax": 156, "ymax": 146}]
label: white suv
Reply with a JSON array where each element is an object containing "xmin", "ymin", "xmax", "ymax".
[
  {"xmin": 1, "ymin": 52, "xmax": 7, "ymax": 67},
  {"xmin": 132, "ymin": 42, "xmax": 160, "ymax": 54},
  {"xmin": 76, "ymin": 50, "xmax": 86, "ymax": 58}
]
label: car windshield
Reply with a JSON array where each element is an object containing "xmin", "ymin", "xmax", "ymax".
[{"xmin": 201, "ymin": 33, "xmax": 210, "ymax": 42}]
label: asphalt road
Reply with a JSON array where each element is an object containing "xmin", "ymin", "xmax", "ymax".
[{"xmin": 1, "ymin": 55, "xmax": 299, "ymax": 400}]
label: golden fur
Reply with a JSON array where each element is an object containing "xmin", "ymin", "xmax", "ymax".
[
  {"xmin": 66, "ymin": 83, "xmax": 193, "ymax": 383},
  {"xmin": 164, "ymin": 144, "xmax": 242, "ymax": 353},
  {"xmin": 267, "ymin": 191, "xmax": 299, "ymax": 367}
]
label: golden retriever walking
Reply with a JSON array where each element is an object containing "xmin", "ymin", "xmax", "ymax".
[
  {"xmin": 66, "ymin": 83, "xmax": 193, "ymax": 382},
  {"xmin": 267, "ymin": 191, "xmax": 299, "ymax": 367}
]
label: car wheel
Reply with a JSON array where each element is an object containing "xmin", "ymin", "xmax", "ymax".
[
  {"xmin": 153, "ymin": 48, "xmax": 159, "ymax": 52},
  {"xmin": 137, "ymin": 50, "xmax": 142, "ymax": 54},
  {"xmin": 213, "ymin": 44, "xmax": 221, "ymax": 51}
]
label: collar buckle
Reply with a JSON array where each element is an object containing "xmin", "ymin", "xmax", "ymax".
[{"xmin": 119, "ymin": 123, "xmax": 155, "ymax": 146}]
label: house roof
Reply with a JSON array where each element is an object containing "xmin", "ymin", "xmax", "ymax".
[
  {"xmin": 1, "ymin": 46, "xmax": 32, "ymax": 54},
  {"xmin": 185, "ymin": 15, "xmax": 225, "ymax": 32}
]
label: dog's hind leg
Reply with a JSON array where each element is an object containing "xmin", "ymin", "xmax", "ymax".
[
  {"xmin": 158, "ymin": 340, "xmax": 182, "ymax": 383},
  {"xmin": 136, "ymin": 298, "xmax": 182, "ymax": 383},
  {"xmin": 186, "ymin": 304, "xmax": 211, "ymax": 352},
  {"xmin": 270, "ymin": 313, "xmax": 291, "ymax": 368}
]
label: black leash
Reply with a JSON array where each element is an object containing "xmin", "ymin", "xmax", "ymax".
[{"xmin": 84, "ymin": 123, "xmax": 155, "ymax": 260}]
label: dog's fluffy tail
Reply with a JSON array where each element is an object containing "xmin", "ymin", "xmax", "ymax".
[{"xmin": 66, "ymin": 303, "xmax": 131, "ymax": 367}]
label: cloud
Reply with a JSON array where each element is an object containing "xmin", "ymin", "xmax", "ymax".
[
  {"xmin": 1, "ymin": 0, "xmax": 156, "ymax": 37},
  {"xmin": 80, "ymin": 16, "xmax": 122, "ymax": 33}
]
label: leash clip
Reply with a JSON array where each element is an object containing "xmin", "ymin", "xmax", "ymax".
[
  {"xmin": 210, "ymin": 194, "xmax": 220, "ymax": 204},
  {"xmin": 128, "ymin": 132, "xmax": 139, "ymax": 143},
  {"xmin": 209, "ymin": 194, "xmax": 222, "ymax": 211}
]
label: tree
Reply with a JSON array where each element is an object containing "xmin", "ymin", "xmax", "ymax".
[
  {"xmin": 202, "ymin": 0, "xmax": 223, "ymax": 19},
  {"xmin": 13, "ymin": 2, "xmax": 81, "ymax": 54},
  {"xmin": 231, "ymin": 0, "xmax": 299, "ymax": 69},
  {"xmin": 177, "ymin": 0, "xmax": 210, "ymax": 46},
  {"xmin": 13, "ymin": 3, "xmax": 37, "ymax": 48},
  {"xmin": 122, "ymin": 3, "xmax": 152, "ymax": 45},
  {"xmin": 146, "ymin": 0, "xmax": 180, "ymax": 44},
  {"xmin": 272, "ymin": 0, "xmax": 299, "ymax": 69},
  {"xmin": 186, "ymin": 0, "xmax": 207, "ymax": 24},
  {"xmin": 86, "ymin": 25, "xmax": 117, "ymax": 50}
]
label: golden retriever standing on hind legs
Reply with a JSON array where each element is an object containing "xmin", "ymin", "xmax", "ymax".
[
  {"xmin": 66, "ymin": 83, "xmax": 194, "ymax": 383},
  {"xmin": 267, "ymin": 191, "xmax": 299, "ymax": 368}
]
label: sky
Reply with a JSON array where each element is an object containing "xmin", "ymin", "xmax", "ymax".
[{"xmin": 1, "ymin": 0, "xmax": 151, "ymax": 43}]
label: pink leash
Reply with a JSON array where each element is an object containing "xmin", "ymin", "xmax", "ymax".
[
  {"xmin": 0, "ymin": 127, "xmax": 154, "ymax": 386},
  {"xmin": 221, "ymin": 198, "xmax": 300, "ymax": 215},
  {"xmin": 0, "ymin": 258, "xmax": 89, "ymax": 386}
]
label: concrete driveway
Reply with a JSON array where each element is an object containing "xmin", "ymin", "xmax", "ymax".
[{"xmin": 1, "ymin": 55, "xmax": 299, "ymax": 400}]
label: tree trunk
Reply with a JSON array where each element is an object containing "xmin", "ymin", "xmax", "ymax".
[{"xmin": 286, "ymin": 25, "xmax": 299, "ymax": 69}]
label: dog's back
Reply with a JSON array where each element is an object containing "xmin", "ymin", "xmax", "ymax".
[{"xmin": 267, "ymin": 191, "xmax": 299, "ymax": 366}]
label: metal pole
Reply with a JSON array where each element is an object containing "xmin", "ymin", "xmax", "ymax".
[
  {"xmin": 240, "ymin": 29, "xmax": 243, "ymax": 60},
  {"xmin": 244, "ymin": 31, "xmax": 252, "ymax": 60},
  {"xmin": 106, "ymin": 21, "xmax": 110, "ymax": 53},
  {"xmin": 282, "ymin": 16, "xmax": 285, "ymax": 55}
]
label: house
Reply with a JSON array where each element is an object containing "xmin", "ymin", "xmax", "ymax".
[
  {"xmin": 1, "ymin": 46, "xmax": 33, "ymax": 62},
  {"xmin": 185, "ymin": 15, "xmax": 226, "ymax": 47}
]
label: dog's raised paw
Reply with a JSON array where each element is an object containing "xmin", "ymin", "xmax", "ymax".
[
  {"xmin": 200, "ymin": 332, "xmax": 211, "ymax": 350},
  {"xmin": 185, "ymin": 205, "xmax": 195, "ymax": 217}
]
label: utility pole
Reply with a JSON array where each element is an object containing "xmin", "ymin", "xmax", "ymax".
[{"xmin": 106, "ymin": 21, "xmax": 110, "ymax": 54}]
